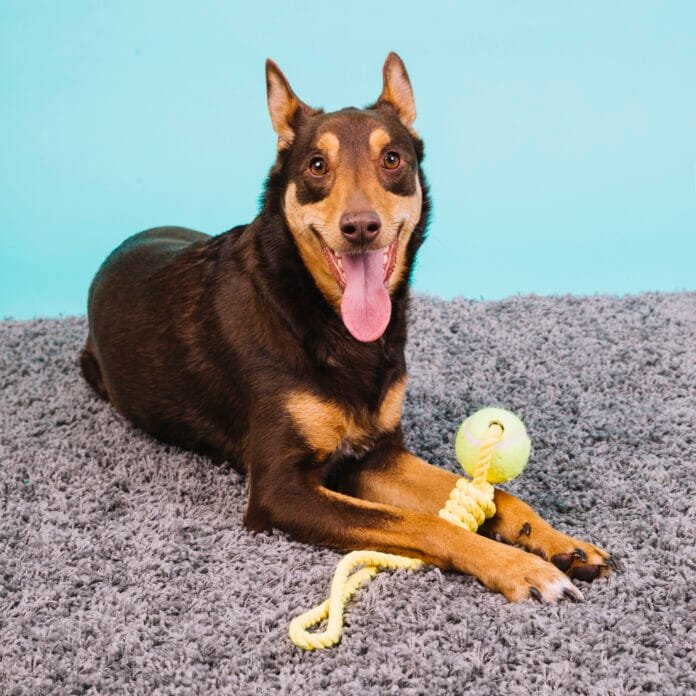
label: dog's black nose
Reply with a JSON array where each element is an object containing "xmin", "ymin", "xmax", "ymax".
[{"xmin": 339, "ymin": 211, "xmax": 381, "ymax": 244}]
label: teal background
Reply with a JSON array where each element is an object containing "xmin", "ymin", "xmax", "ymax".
[{"xmin": 1, "ymin": 1, "xmax": 694, "ymax": 319}]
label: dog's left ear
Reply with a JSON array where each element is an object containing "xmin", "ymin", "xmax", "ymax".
[
  {"xmin": 266, "ymin": 59, "xmax": 315, "ymax": 151},
  {"xmin": 377, "ymin": 52, "xmax": 417, "ymax": 130}
]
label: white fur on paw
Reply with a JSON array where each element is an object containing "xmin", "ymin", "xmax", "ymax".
[{"xmin": 544, "ymin": 575, "xmax": 584, "ymax": 603}]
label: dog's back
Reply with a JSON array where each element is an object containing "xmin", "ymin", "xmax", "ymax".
[{"xmin": 81, "ymin": 225, "xmax": 244, "ymax": 459}]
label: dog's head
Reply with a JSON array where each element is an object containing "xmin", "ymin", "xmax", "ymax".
[{"xmin": 264, "ymin": 53, "xmax": 428, "ymax": 343}]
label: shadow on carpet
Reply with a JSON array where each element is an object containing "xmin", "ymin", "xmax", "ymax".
[{"xmin": 1, "ymin": 293, "xmax": 694, "ymax": 695}]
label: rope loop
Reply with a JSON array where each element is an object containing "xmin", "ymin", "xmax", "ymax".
[
  {"xmin": 288, "ymin": 422, "xmax": 504, "ymax": 649},
  {"xmin": 288, "ymin": 551, "xmax": 423, "ymax": 650}
]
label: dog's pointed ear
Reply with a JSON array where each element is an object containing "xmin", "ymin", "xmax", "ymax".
[
  {"xmin": 266, "ymin": 59, "xmax": 314, "ymax": 150},
  {"xmin": 377, "ymin": 52, "xmax": 417, "ymax": 130}
]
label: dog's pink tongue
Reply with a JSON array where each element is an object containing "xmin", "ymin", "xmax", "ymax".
[{"xmin": 340, "ymin": 249, "xmax": 391, "ymax": 342}]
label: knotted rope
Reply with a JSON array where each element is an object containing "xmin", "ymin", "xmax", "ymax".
[
  {"xmin": 438, "ymin": 421, "xmax": 501, "ymax": 530},
  {"xmin": 288, "ymin": 421, "xmax": 504, "ymax": 650},
  {"xmin": 288, "ymin": 551, "xmax": 424, "ymax": 650}
]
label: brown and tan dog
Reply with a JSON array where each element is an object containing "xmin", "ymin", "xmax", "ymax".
[{"xmin": 81, "ymin": 54, "xmax": 612, "ymax": 602}]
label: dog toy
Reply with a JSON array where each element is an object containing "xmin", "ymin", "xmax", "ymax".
[
  {"xmin": 288, "ymin": 407, "xmax": 532, "ymax": 650},
  {"xmin": 441, "ymin": 407, "xmax": 531, "ymax": 529}
]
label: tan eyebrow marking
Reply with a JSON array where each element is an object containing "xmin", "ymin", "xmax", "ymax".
[
  {"xmin": 317, "ymin": 131, "xmax": 340, "ymax": 161},
  {"xmin": 369, "ymin": 127, "xmax": 390, "ymax": 157}
]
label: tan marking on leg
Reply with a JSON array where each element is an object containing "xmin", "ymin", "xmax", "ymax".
[
  {"xmin": 286, "ymin": 390, "xmax": 365, "ymax": 457},
  {"xmin": 353, "ymin": 451, "xmax": 458, "ymax": 514},
  {"xmin": 377, "ymin": 376, "xmax": 407, "ymax": 432}
]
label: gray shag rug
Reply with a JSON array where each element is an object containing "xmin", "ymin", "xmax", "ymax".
[{"xmin": 1, "ymin": 292, "xmax": 695, "ymax": 695}]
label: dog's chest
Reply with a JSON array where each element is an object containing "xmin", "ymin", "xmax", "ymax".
[{"xmin": 284, "ymin": 378, "xmax": 406, "ymax": 458}]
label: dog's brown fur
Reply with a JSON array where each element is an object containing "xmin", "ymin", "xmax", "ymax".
[{"xmin": 81, "ymin": 54, "xmax": 612, "ymax": 602}]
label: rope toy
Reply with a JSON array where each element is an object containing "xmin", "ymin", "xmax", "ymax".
[{"xmin": 288, "ymin": 407, "xmax": 532, "ymax": 650}]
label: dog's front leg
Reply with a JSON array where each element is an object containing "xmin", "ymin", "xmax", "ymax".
[
  {"xmin": 480, "ymin": 489, "xmax": 614, "ymax": 581},
  {"xmin": 244, "ymin": 456, "xmax": 582, "ymax": 603},
  {"xmin": 344, "ymin": 447, "xmax": 613, "ymax": 583}
]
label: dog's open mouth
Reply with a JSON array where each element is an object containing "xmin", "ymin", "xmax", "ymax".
[
  {"xmin": 318, "ymin": 239, "xmax": 398, "ymax": 292},
  {"xmin": 314, "ymin": 230, "xmax": 399, "ymax": 343}
]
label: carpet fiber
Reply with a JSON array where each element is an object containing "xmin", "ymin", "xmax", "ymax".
[{"xmin": 1, "ymin": 293, "xmax": 695, "ymax": 695}]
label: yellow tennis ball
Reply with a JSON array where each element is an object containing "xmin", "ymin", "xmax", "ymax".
[{"xmin": 455, "ymin": 407, "xmax": 531, "ymax": 484}]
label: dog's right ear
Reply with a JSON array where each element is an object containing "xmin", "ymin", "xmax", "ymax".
[{"xmin": 266, "ymin": 59, "xmax": 314, "ymax": 151}]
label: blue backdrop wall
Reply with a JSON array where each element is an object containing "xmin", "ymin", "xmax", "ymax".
[{"xmin": 1, "ymin": 1, "xmax": 694, "ymax": 319}]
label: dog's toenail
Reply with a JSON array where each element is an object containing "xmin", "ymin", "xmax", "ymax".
[
  {"xmin": 551, "ymin": 553, "xmax": 573, "ymax": 571},
  {"xmin": 571, "ymin": 564, "xmax": 601, "ymax": 582},
  {"xmin": 563, "ymin": 588, "xmax": 582, "ymax": 602},
  {"xmin": 573, "ymin": 548, "xmax": 587, "ymax": 562},
  {"xmin": 529, "ymin": 587, "xmax": 542, "ymax": 601},
  {"xmin": 520, "ymin": 522, "xmax": 531, "ymax": 537}
]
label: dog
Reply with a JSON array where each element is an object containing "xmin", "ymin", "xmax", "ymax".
[{"xmin": 81, "ymin": 53, "xmax": 612, "ymax": 602}]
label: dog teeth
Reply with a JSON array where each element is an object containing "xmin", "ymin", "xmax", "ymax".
[{"xmin": 336, "ymin": 255, "xmax": 343, "ymax": 271}]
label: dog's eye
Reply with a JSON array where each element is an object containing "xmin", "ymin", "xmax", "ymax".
[
  {"xmin": 308, "ymin": 156, "xmax": 328, "ymax": 176},
  {"xmin": 382, "ymin": 151, "xmax": 401, "ymax": 170}
]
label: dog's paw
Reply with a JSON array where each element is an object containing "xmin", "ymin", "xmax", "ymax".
[
  {"xmin": 484, "ymin": 546, "xmax": 584, "ymax": 603},
  {"xmin": 518, "ymin": 523, "xmax": 614, "ymax": 582},
  {"xmin": 549, "ymin": 538, "xmax": 615, "ymax": 582}
]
